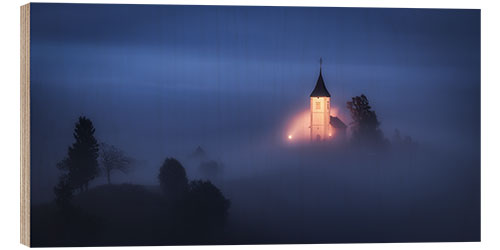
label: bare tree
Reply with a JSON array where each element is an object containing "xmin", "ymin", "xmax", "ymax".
[{"xmin": 100, "ymin": 143, "xmax": 134, "ymax": 184}]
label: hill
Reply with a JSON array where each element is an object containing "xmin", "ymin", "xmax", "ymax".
[{"xmin": 31, "ymin": 184, "xmax": 226, "ymax": 247}]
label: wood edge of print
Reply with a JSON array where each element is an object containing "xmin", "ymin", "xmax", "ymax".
[{"xmin": 20, "ymin": 3, "xmax": 30, "ymax": 247}]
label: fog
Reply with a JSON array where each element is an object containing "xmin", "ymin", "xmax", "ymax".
[{"xmin": 29, "ymin": 4, "xmax": 480, "ymax": 244}]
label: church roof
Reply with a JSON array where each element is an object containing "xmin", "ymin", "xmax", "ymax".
[
  {"xmin": 310, "ymin": 69, "xmax": 331, "ymax": 97},
  {"xmin": 330, "ymin": 116, "xmax": 347, "ymax": 129}
]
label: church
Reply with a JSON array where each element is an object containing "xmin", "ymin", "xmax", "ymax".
[{"xmin": 310, "ymin": 61, "xmax": 347, "ymax": 141}]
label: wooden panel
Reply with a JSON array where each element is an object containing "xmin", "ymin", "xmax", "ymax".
[{"xmin": 20, "ymin": 3, "xmax": 30, "ymax": 247}]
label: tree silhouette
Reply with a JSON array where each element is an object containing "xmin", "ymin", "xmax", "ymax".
[
  {"xmin": 346, "ymin": 94, "xmax": 386, "ymax": 147},
  {"xmin": 158, "ymin": 158, "xmax": 188, "ymax": 201},
  {"xmin": 100, "ymin": 143, "xmax": 134, "ymax": 184},
  {"xmin": 156, "ymin": 158, "xmax": 230, "ymax": 242},
  {"xmin": 186, "ymin": 180, "xmax": 230, "ymax": 222},
  {"xmin": 53, "ymin": 174, "xmax": 73, "ymax": 211},
  {"xmin": 183, "ymin": 180, "xmax": 230, "ymax": 240},
  {"xmin": 58, "ymin": 116, "xmax": 100, "ymax": 192},
  {"xmin": 392, "ymin": 128, "xmax": 418, "ymax": 151}
]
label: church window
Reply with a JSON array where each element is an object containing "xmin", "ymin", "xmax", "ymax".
[{"xmin": 315, "ymin": 102, "xmax": 321, "ymax": 110}]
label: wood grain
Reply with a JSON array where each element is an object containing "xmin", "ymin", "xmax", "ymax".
[{"xmin": 20, "ymin": 3, "xmax": 30, "ymax": 247}]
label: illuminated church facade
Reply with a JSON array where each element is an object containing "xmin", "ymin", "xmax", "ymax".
[{"xmin": 310, "ymin": 62, "xmax": 346, "ymax": 141}]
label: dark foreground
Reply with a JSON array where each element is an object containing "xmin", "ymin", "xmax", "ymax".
[{"xmin": 31, "ymin": 146, "xmax": 480, "ymax": 246}]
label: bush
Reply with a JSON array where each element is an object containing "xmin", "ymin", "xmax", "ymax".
[{"xmin": 158, "ymin": 158, "xmax": 188, "ymax": 201}]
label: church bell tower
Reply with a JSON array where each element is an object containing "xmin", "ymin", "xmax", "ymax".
[{"xmin": 310, "ymin": 58, "xmax": 332, "ymax": 141}]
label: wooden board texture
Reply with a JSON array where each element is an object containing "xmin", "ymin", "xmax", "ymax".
[{"xmin": 20, "ymin": 3, "xmax": 30, "ymax": 247}]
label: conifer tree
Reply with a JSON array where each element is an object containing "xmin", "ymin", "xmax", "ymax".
[{"xmin": 58, "ymin": 116, "xmax": 100, "ymax": 192}]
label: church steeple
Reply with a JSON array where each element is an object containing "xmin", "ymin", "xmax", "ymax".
[
  {"xmin": 310, "ymin": 58, "xmax": 331, "ymax": 97},
  {"xmin": 310, "ymin": 58, "xmax": 332, "ymax": 141}
]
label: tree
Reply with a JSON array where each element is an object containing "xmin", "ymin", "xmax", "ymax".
[
  {"xmin": 100, "ymin": 143, "xmax": 134, "ymax": 184},
  {"xmin": 158, "ymin": 158, "xmax": 188, "ymax": 201},
  {"xmin": 346, "ymin": 94, "xmax": 386, "ymax": 147},
  {"xmin": 58, "ymin": 116, "xmax": 100, "ymax": 192},
  {"xmin": 183, "ymin": 180, "xmax": 230, "ymax": 237},
  {"xmin": 392, "ymin": 128, "xmax": 418, "ymax": 151},
  {"xmin": 53, "ymin": 174, "xmax": 73, "ymax": 211},
  {"xmin": 186, "ymin": 180, "xmax": 230, "ymax": 222}
]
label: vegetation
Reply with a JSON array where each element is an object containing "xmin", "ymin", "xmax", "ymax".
[
  {"xmin": 185, "ymin": 180, "xmax": 230, "ymax": 230},
  {"xmin": 56, "ymin": 116, "xmax": 100, "ymax": 193},
  {"xmin": 158, "ymin": 158, "xmax": 189, "ymax": 201},
  {"xmin": 100, "ymin": 143, "xmax": 134, "ymax": 184},
  {"xmin": 45, "ymin": 124, "xmax": 231, "ymax": 247},
  {"xmin": 31, "ymin": 106, "xmax": 475, "ymax": 247},
  {"xmin": 54, "ymin": 116, "xmax": 99, "ymax": 212},
  {"xmin": 53, "ymin": 174, "xmax": 73, "ymax": 211},
  {"xmin": 347, "ymin": 94, "xmax": 387, "ymax": 148}
]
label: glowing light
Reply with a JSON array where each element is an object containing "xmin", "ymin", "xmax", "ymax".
[
  {"xmin": 330, "ymin": 107, "xmax": 339, "ymax": 117},
  {"xmin": 284, "ymin": 106, "xmax": 346, "ymax": 144},
  {"xmin": 285, "ymin": 109, "xmax": 310, "ymax": 142}
]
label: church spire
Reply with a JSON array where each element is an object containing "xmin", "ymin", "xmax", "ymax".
[{"xmin": 310, "ymin": 58, "xmax": 331, "ymax": 97}]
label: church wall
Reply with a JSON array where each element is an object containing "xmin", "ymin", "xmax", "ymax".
[{"xmin": 310, "ymin": 97, "xmax": 331, "ymax": 141}]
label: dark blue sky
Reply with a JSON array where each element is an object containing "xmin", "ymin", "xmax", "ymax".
[{"xmin": 29, "ymin": 4, "xmax": 480, "ymax": 202}]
